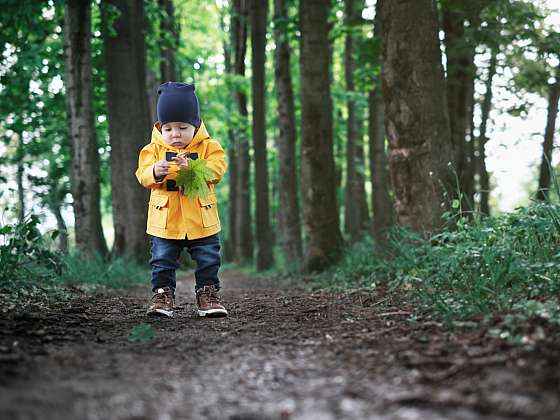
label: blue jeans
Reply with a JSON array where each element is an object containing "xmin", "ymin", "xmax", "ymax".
[{"xmin": 149, "ymin": 234, "xmax": 221, "ymax": 291}]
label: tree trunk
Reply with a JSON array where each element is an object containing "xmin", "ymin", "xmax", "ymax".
[
  {"xmin": 232, "ymin": 0, "xmax": 253, "ymax": 262},
  {"xmin": 273, "ymin": 0, "xmax": 303, "ymax": 268},
  {"xmin": 477, "ymin": 48, "xmax": 496, "ymax": 215},
  {"xmin": 52, "ymin": 203, "xmax": 69, "ymax": 254},
  {"xmin": 536, "ymin": 64, "xmax": 560, "ymax": 201},
  {"xmin": 343, "ymin": 0, "xmax": 361, "ymax": 243},
  {"xmin": 102, "ymin": 0, "xmax": 151, "ymax": 260},
  {"xmin": 221, "ymin": 6, "xmax": 238, "ymax": 261},
  {"xmin": 369, "ymin": 87, "xmax": 393, "ymax": 243},
  {"xmin": 16, "ymin": 140, "xmax": 25, "ymax": 224},
  {"xmin": 299, "ymin": 0, "xmax": 343, "ymax": 271},
  {"xmin": 159, "ymin": 0, "xmax": 177, "ymax": 82},
  {"xmin": 63, "ymin": 0, "xmax": 108, "ymax": 257},
  {"xmin": 355, "ymin": 106, "xmax": 370, "ymax": 231},
  {"xmin": 442, "ymin": 1, "xmax": 474, "ymax": 212},
  {"xmin": 250, "ymin": 0, "xmax": 273, "ymax": 270},
  {"xmin": 369, "ymin": 7, "xmax": 392, "ymax": 244},
  {"xmin": 378, "ymin": 0, "xmax": 454, "ymax": 232},
  {"xmin": 463, "ymin": 55, "xmax": 476, "ymax": 212}
]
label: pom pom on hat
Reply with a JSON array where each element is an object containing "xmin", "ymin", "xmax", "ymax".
[{"xmin": 157, "ymin": 82, "xmax": 201, "ymax": 128}]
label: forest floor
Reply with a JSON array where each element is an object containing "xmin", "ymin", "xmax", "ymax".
[{"xmin": 0, "ymin": 270, "xmax": 559, "ymax": 420}]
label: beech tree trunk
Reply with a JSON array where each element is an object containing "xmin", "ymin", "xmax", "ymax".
[
  {"xmin": 536, "ymin": 64, "xmax": 560, "ymax": 201},
  {"xmin": 221, "ymin": 7, "xmax": 238, "ymax": 261},
  {"xmin": 369, "ymin": 7, "xmax": 393, "ymax": 244},
  {"xmin": 369, "ymin": 87, "xmax": 393, "ymax": 243},
  {"xmin": 232, "ymin": 0, "xmax": 253, "ymax": 262},
  {"xmin": 273, "ymin": 0, "xmax": 303, "ymax": 268},
  {"xmin": 299, "ymin": 0, "xmax": 343, "ymax": 271},
  {"xmin": 478, "ymin": 49, "xmax": 497, "ymax": 215},
  {"xmin": 442, "ymin": 1, "xmax": 473, "ymax": 212},
  {"xmin": 159, "ymin": 0, "xmax": 177, "ymax": 82},
  {"xmin": 378, "ymin": 0, "xmax": 454, "ymax": 232},
  {"xmin": 355, "ymin": 107, "xmax": 370, "ymax": 230},
  {"xmin": 343, "ymin": 0, "xmax": 362, "ymax": 243},
  {"xmin": 102, "ymin": 0, "xmax": 151, "ymax": 260},
  {"xmin": 64, "ymin": 0, "xmax": 108, "ymax": 257},
  {"xmin": 250, "ymin": 0, "xmax": 273, "ymax": 270}
]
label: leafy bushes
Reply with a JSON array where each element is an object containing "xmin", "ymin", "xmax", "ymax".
[
  {"xmin": 323, "ymin": 202, "xmax": 560, "ymax": 325},
  {"xmin": 0, "ymin": 216, "xmax": 147, "ymax": 292}
]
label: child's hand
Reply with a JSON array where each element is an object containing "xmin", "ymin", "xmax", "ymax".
[
  {"xmin": 153, "ymin": 160, "xmax": 171, "ymax": 179},
  {"xmin": 172, "ymin": 154, "xmax": 190, "ymax": 170}
]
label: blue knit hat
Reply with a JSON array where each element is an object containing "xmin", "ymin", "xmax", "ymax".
[{"xmin": 157, "ymin": 82, "xmax": 201, "ymax": 128}]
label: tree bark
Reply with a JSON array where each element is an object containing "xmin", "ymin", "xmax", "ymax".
[
  {"xmin": 250, "ymin": 0, "xmax": 273, "ymax": 270},
  {"xmin": 477, "ymin": 48, "xmax": 497, "ymax": 215},
  {"xmin": 102, "ymin": 0, "xmax": 151, "ymax": 260},
  {"xmin": 16, "ymin": 140, "xmax": 25, "ymax": 224},
  {"xmin": 369, "ymin": 6, "xmax": 393, "ymax": 245},
  {"xmin": 232, "ymin": 0, "xmax": 253, "ymax": 262},
  {"xmin": 343, "ymin": 0, "xmax": 362, "ymax": 243},
  {"xmin": 355, "ymin": 106, "xmax": 370, "ymax": 231},
  {"xmin": 369, "ymin": 87, "xmax": 393, "ymax": 243},
  {"xmin": 442, "ymin": 0, "xmax": 474, "ymax": 212},
  {"xmin": 536, "ymin": 64, "xmax": 560, "ymax": 201},
  {"xmin": 378, "ymin": 0, "xmax": 454, "ymax": 232},
  {"xmin": 299, "ymin": 0, "xmax": 343, "ymax": 271},
  {"xmin": 63, "ymin": 0, "xmax": 108, "ymax": 257},
  {"xmin": 52, "ymin": 203, "xmax": 69, "ymax": 254},
  {"xmin": 159, "ymin": 0, "xmax": 177, "ymax": 82},
  {"xmin": 273, "ymin": 0, "xmax": 303, "ymax": 268},
  {"xmin": 221, "ymin": 6, "xmax": 238, "ymax": 261}
]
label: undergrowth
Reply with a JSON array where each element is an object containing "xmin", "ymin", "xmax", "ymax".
[
  {"xmin": 315, "ymin": 202, "xmax": 560, "ymax": 337},
  {"xmin": 0, "ymin": 215, "xmax": 147, "ymax": 304}
]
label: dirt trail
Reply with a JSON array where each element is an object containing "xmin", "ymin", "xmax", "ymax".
[{"xmin": 0, "ymin": 271, "xmax": 558, "ymax": 420}]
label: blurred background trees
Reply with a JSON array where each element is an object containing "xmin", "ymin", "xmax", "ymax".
[{"xmin": 1, "ymin": 0, "xmax": 559, "ymax": 272}]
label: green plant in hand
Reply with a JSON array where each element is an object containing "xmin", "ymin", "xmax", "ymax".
[{"xmin": 175, "ymin": 158, "xmax": 214, "ymax": 199}]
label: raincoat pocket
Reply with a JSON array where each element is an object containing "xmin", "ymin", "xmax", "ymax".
[
  {"xmin": 199, "ymin": 192, "xmax": 219, "ymax": 228},
  {"xmin": 148, "ymin": 195, "xmax": 169, "ymax": 229}
]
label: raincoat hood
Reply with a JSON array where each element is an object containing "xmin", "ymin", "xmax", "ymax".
[{"xmin": 150, "ymin": 120, "xmax": 211, "ymax": 151}]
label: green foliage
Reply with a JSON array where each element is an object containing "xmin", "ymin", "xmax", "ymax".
[
  {"xmin": 128, "ymin": 323, "xmax": 156, "ymax": 343},
  {"xmin": 0, "ymin": 216, "xmax": 146, "ymax": 292},
  {"xmin": 314, "ymin": 202, "xmax": 560, "ymax": 329},
  {"xmin": 60, "ymin": 253, "xmax": 147, "ymax": 289},
  {"xmin": 0, "ymin": 215, "xmax": 64, "ymax": 287},
  {"xmin": 175, "ymin": 158, "xmax": 215, "ymax": 199}
]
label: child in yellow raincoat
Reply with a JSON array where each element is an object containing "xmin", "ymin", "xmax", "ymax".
[{"xmin": 135, "ymin": 82, "xmax": 227, "ymax": 318}]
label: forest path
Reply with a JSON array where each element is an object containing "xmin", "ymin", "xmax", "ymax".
[{"xmin": 0, "ymin": 271, "xmax": 558, "ymax": 420}]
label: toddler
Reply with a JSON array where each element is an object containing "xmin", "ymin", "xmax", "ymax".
[{"xmin": 135, "ymin": 82, "xmax": 227, "ymax": 318}]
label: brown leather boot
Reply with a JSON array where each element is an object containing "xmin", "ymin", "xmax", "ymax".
[
  {"xmin": 146, "ymin": 287, "xmax": 175, "ymax": 317},
  {"xmin": 196, "ymin": 285, "xmax": 228, "ymax": 317}
]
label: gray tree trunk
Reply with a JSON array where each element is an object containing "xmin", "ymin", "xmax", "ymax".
[
  {"xmin": 477, "ymin": 49, "xmax": 497, "ymax": 215},
  {"xmin": 537, "ymin": 64, "xmax": 560, "ymax": 201},
  {"xmin": 369, "ymin": 8, "xmax": 392, "ymax": 244},
  {"xmin": 355, "ymin": 107, "xmax": 370, "ymax": 231},
  {"xmin": 63, "ymin": 0, "xmax": 108, "ymax": 257},
  {"xmin": 299, "ymin": 0, "xmax": 343, "ymax": 271},
  {"xmin": 159, "ymin": 0, "xmax": 177, "ymax": 82},
  {"xmin": 232, "ymin": 0, "xmax": 253, "ymax": 262},
  {"xmin": 220, "ymin": 6, "xmax": 238, "ymax": 261},
  {"xmin": 102, "ymin": 0, "xmax": 151, "ymax": 260},
  {"xmin": 379, "ymin": 0, "xmax": 454, "ymax": 232},
  {"xmin": 343, "ymin": 0, "xmax": 362, "ymax": 243},
  {"xmin": 251, "ymin": 0, "xmax": 273, "ymax": 270},
  {"xmin": 273, "ymin": 0, "xmax": 303, "ymax": 269}
]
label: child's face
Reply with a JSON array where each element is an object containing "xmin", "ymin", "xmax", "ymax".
[{"xmin": 161, "ymin": 121, "xmax": 196, "ymax": 149}]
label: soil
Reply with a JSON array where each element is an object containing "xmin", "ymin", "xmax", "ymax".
[{"xmin": 0, "ymin": 271, "xmax": 559, "ymax": 420}]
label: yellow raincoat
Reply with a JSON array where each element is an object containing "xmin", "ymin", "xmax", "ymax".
[{"xmin": 135, "ymin": 121, "xmax": 226, "ymax": 240}]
